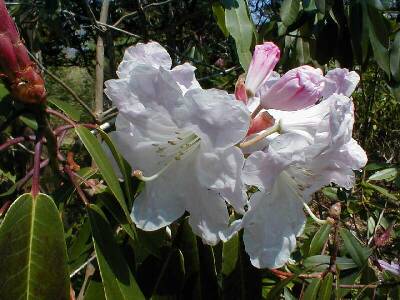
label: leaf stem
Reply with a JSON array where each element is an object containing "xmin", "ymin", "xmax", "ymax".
[{"xmin": 31, "ymin": 140, "xmax": 43, "ymax": 197}]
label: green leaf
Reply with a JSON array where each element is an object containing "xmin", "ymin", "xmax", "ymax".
[
  {"xmin": 75, "ymin": 125, "xmax": 128, "ymax": 214},
  {"xmin": 85, "ymin": 278, "xmax": 106, "ymax": 300},
  {"xmin": 365, "ymin": 3, "xmax": 390, "ymax": 75},
  {"xmin": 48, "ymin": 98, "xmax": 81, "ymax": 121},
  {"xmin": 212, "ymin": 3, "xmax": 229, "ymax": 37},
  {"xmin": 0, "ymin": 82, "xmax": 9, "ymax": 99},
  {"xmin": 362, "ymin": 181, "xmax": 398, "ymax": 201},
  {"xmin": 339, "ymin": 228, "xmax": 372, "ymax": 267},
  {"xmin": 315, "ymin": 0, "xmax": 325, "ymax": 13},
  {"xmin": 20, "ymin": 115, "xmax": 38, "ymax": 130},
  {"xmin": 98, "ymin": 129, "xmax": 135, "ymax": 207},
  {"xmin": 280, "ymin": 0, "xmax": 300, "ymax": 27},
  {"xmin": 390, "ymin": 32, "xmax": 400, "ymax": 81},
  {"xmin": 308, "ymin": 223, "xmax": 332, "ymax": 256},
  {"xmin": 304, "ymin": 255, "xmax": 358, "ymax": 271},
  {"xmin": 225, "ymin": 0, "xmax": 254, "ymax": 71},
  {"xmin": 222, "ymin": 232, "xmax": 239, "ymax": 276},
  {"xmin": 317, "ymin": 273, "xmax": 333, "ymax": 300},
  {"xmin": 368, "ymin": 167, "xmax": 398, "ymax": 182},
  {"xmin": 266, "ymin": 273, "xmax": 298, "ymax": 300},
  {"xmin": 0, "ymin": 193, "xmax": 69, "ymax": 300},
  {"xmin": 88, "ymin": 204, "xmax": 145, "ymax": 300},
  {"xmin": 303, "ymin": 278, "xmax": 321, "ymax": 300},
  {"xmin": 68, "ymin": 216, "xmax": 93, "ymax": 272}
]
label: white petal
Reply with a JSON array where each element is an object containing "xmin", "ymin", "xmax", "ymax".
[
  {"xmin": 196, "ymin": 147, "xmax": 247, "ymax": 214},
  {"xmin": 186, "ymin": 186, "xmax": 230, "ymax": 246},
  {"xmin": 322, "ymin": 68, "xmax": 360, "ymax": 98},
  {"xmin": 177, "ymin": 88, "xmax": 250, "ymax": 149},
  {"xmin": 242, "ymin": 176, "xmax": 306, "ymax": 269},
  {"xmin": 170, "ymin": 63, "xmax": 201, "ymax": 94},
  {"xmin": 117, "ymin": 41, "xmax": 172, "ymax": 78},
  {"xmin": 131, "ymin": 166, "xmax": 186, "ymax": 231},
  {"xmin": 243, "ymin": 133, "xmax": 309, "ymax": 191}
]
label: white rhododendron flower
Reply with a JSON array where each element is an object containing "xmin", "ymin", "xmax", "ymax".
[
  {"xmin": 240, "ymin": 94, "xmax": 367, "ymax": 268},
  {"xmin": 105, "ymin": 42, "xmax": 250, "ymax": 245}
]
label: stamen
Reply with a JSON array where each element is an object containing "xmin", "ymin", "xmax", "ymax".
[
  {"xmin": 302, "ymin": 202, "xmax": 330, "ymax": 225},
  {"xmin": 239, "ymin": 121, "xmax": 281, "ymax": 148},
  {"xmin": 135, "ymin": 134, "xmax": 201, "ymax": 182}
]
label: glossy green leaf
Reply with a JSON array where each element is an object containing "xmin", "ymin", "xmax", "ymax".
[
  {"xmin": 212, "ymin": 3, "xmax": 229, "ymax": 37},
  {"xmin": 390, "ymin": 32, "xmax": 400, "ymax": 81},
  {"xmin": 75, "ymin": 125, "xmax": 128, "ymax": 214},
  {"xmin": 20, "ymin": 115, "xmax": 38, "ymax": 130},
  {"xmin": 98, "ymin": 129, "xmax": 134, "ymax": 208},
  {"xmin": 339, "ymin": 228, "xmax": 372, "ymax": 267},
  {"xmin": 68, "ymin": 216, "xmax": 93, "ymax": 272},
  {"xmin": 222, "ymin": 232, "xmax": 239, "ymax": 276},
  {"xmin": 308, "ymin": 223, "xmax": 332, "ymax": 256},
  {"xmin": 0, "ymin": 193, "xmax": 69, "ymax": 300},
  {"xmin": 85, "ymin": 278, "xmax": 106, "ymax": 300},
  {"xmin": 88, "ymin": 204, "xmax": 145, "ymax": 300},
  {"xmin": 317, "ymin": 273, "xmax": 333, "ymax": 300},
  {"xmin": 48, "ymin": 98, "xmax": 81, "ymax": 121},
  {"xmin": 362, "ymin": 181, "xmax": 398, "ymax": 201},
  {"xmin": 303, "ymin": 278, "xmax": 321, "ymax": 300},
  {"xmin": 225, "ymin": 0, "xmax": 254, "ymax": 71},
  {"xmin": 304, "ymin": 255, "xmax": 358, "ymax": 271},
  {"xmin": 280, "ymin": 0, "xmax": 300, "ymax": 27},
  {"xmin": 368, "ymin": 167, "xmax": 398, "ymax": 181},
  {"xmin": 266, "ymin": 273, "xmax": 298, "ymax": 300}
]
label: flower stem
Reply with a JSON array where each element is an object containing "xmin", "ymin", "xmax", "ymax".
[
  {"xmin": 31, "ymin": 140, "xmax": 43, "ymax": 197},
  {"xmin": 239, "ymin": 121, "xmax": 280, "ymax": 148}
]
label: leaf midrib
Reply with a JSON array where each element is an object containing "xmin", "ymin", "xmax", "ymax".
[{"xmin": 26, "ymin": 195, "xmax": 37, "ymax": 300}]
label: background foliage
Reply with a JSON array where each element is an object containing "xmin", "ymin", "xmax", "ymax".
[{"xmin": 0, "ymin": 0, "xmax": 400, "ymax": 299}]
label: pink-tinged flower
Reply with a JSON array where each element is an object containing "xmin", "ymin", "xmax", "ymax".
[
  {"xmin": 260, "ymin": 66, "xmax": 325, "ymax": 111},
  {"xmin": 235, "ymin": 75, "xmax": 248, "ymax": 104},
  {"xmin": 322, "ymin": 68, "xmax": 360, "ymax": 98},
  {"xmin": 245, "ymin": 42, "xmax": 280, "ymax": 96},
  {"xmin": 378, "ymin": 260, "xmax": 400, "ymax": 276},
  {"xmin": 237, "ymin": 94, "xmax": 367, "ymax": 268},
  {"xmin": 247, "ymin": 112, "xmax": 275, "ymax": 136}
]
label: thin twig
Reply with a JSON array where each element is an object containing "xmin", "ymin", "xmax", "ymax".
[
  {"xmin": 46, "ymin": 108, "xmax": 76, "ymax": 127},
  {"xmin": 64, "ymin": 165, "xmax": 89, "ymax": 206},
  {"xmin": 70, "ymin": 254, "xmax": 97, "ymax": 278},
  {"xmin": 27, "ymin": 52, "xmax": 98, "ymax": 122}
]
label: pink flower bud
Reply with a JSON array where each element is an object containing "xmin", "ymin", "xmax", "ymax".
[
  {"xmin": 260, "ymin": 66, "xmax": 325, "ymax": 111},
  {"xmin": 245, "ymin": 42, "xmax": 280, "ymax": 96},
  {"xmin": 234, "ymin": 75, "xmax": 248, "ymax": 104},
  {"xmin": 247, "ymin": 111, "xmax": 275, "ymax": 136}
]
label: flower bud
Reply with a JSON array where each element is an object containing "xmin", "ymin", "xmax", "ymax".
[
  {"xmin": 234, "ymin": 75, "xmax": 248, "ymax": 104},
  {"xmin": 0, "ymin": 0, "xmax": 46, "ymax": 104},
  {"xmin": 247, "ymin": 111, "xmax": 275, "ymax": 136},
  {"xmin": 260, "ymin": 66, "xmax": 325, "ymax": 111},
  {"xmin": 245, "ymin": 42, "xmax": 280, "ymax": 96}
]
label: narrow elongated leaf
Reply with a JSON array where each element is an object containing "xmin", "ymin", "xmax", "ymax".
[
  {"xmin": 266, "ymin": 274, "xmax": 298, "ymax": 300},
  {"xmin": 362, "ymin": 181, "xmax": 398, "ymax": 201},
  {"xmin": 212, "ymin": 3, "xmax": 229, "ymax": 37},
  {"xmin": 222, "ymin": 232, "xmax": 239, "ymax": 276},
  {"xmin": 317, "ymin": 273, "xmax": 333, "ymax": 300},
  {"xmin": 390, "ymin": 32, "xmax": 400, "ymax": 81},
  {"xmin": 76, "ymin": 125, "xmax": 128, "ymax": 214},
  {"xmin": 225, "ymin": 0, "xmax": 254, "ymax": 71},
  {"xmin": 48, "ymin": 98, "xmax": 81, "ymax": 121},
  {"xmin": 368, "ymin": 167, "xmax": 398, "ymax": 182},
  {"xmin": 304, "ymin": 255, "xmax": 358, "ymax": 271},
  {"xmin": 308, "ymin": 223, "xmax": 332, "ymax": 256},
  {"xmin": 339, "ymin": 228, "xmax": 372, "ymax": 267},
  {"xmin": 280, "ymin": 0, "xmax": 300, "ymax": 27},
  {"xmin": 303, "ymin": 278, "xmax": 321, "ymax": 300},
  {"xmin": 88, "ymin": 204, "xmax": 145, "ymax": 300},
  {"xmin": 99, "ymin": 129, "xmax": 134, "ymax": 208},
  {"xmin": 0, "ymin": 193, "xmax": 69, "ymax": 300}
]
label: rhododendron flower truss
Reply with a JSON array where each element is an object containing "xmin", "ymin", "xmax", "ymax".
[
  {"xmin": 240, "ymin": 94, "xmax": 367, "ymax": 268},
  {"xmin": 105, "ymin": 42, "xmax": 250, "ymax": 245}
]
